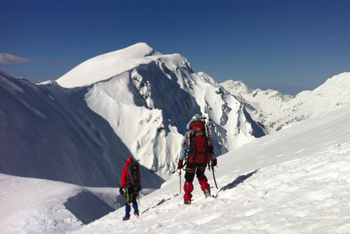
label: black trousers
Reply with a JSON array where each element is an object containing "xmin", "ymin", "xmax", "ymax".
[{"xmin": 185, "ymin": 162, "xmax": 207, "ymax": 182}]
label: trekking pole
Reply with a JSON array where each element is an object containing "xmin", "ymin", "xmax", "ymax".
[{"xmin": 212, "ymin": 166, "xmax": 218, "ymax": 189}]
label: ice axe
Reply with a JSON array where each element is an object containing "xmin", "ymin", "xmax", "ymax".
[
  {"xmin": 179, "ymin": 169, "xmax": 182, "ymax": 193},
  {"xmin": 211, "ymin": 165, "xmax": 218, "ymax": 190}
]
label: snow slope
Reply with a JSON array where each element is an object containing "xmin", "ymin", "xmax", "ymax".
[
  {"xmin": 0, "ymin": 174, "xmax": 83, "ymax": 233},
  {"xmin": 1, "ymin": 100, "xmax": 349, "ymax": 233},
  {"xmin": 74, "ymin": 100, "xmax": 350, "ymax": 234},
  {"xmin": 0, "ymin": 71, "xmax": 164, "ymax": 188},
  {"xmin": 1, "ymin": 42, "xmax": 350, "ymax": 233},
  {"xmin": 263, "ymin": 72, "xmax": 350, "ymax": 131}
]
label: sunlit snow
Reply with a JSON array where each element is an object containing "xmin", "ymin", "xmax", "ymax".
[{"xmin": 1, "ymin": 43, "xmax": 349, "ymax": 233}]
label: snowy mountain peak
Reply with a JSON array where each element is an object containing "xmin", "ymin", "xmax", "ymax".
[
  {"xmin": 197, "ymin": 72, "xmax": 217, "ymax": 84},
  {"xmin": 221, "ymin": 80, "xmax": 293, "ymax": 131},
  {"xmin": 1, "ymin": 43, "xmax": 263, "ymax": 189},
  {"xmin": 220, "ymin": 80, "xmax": 250, "ymax": 96},
  {"xmin": 56, "ymin": 42, "xmax": 161, "ymax": 88}
]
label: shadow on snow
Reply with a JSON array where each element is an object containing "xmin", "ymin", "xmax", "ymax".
[{"xmin": 215, "ymin": 169, "xmax": 259, "ymax": 197}]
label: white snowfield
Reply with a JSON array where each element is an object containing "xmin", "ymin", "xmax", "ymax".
[
  {"xmin": 72, "ymin": 103, "xmax": 350, "ymax": 234},
  {"xmin": 1, "ymin": 97, "xmax": 349, "ymax": 233}
]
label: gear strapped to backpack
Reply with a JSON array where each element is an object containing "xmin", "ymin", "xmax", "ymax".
[
  {"xmin": 187, "ymin": 120, "xmax": 212, "ymax": 164},
  {"xmin": 126, "ymin": 161, "xmax": 141, "ymax": 190}
]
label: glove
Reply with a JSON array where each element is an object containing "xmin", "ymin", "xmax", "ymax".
[
  {"xmin": 119, "ymin": 187, "xmax": 124, "ymax": 195},
  {"xmin": 211, "ymin": 159, "xmax": 217, "ymax": 167},
  {"xmin": 178, "ymin": 159, "xmax": 183, "ymax": 169},
  {"xmin": 209, "ymin": 146, "xmax": 214, "ymax": 155}
]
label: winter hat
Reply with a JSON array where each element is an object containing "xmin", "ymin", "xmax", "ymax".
[{"xmin": 125, "ymin": 157, "xmax": 134, "ymax": 167}]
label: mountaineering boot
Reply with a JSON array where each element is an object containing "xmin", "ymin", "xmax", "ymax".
[
  {"xmin": 122, "ymin": 217, "xmax": 130, "ymax": 221},
  {"xmin": 134, "ymin": 212, "xmax": 139, "ymax": 216},
  {"xmin": 184, "ymin": 199, "xmax": 192, "ymax": 205},
  {"xmin": 204, "ymin": 187, "xmax": 211, "ymax": 198}
]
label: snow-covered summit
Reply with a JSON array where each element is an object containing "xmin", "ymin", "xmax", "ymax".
[
  {"xmin": 197, "ymin": 72, "xmax": 217, "ymax": 84},
  {"xmin": 220, "ymin": 80, "xmax": 250, "ymax": 96},
  {"xmin": 75, "ymin": 44, "xmax": 260, "ymax": 179},
  {"xmin": 57, "ymin": 43, "xmax": 161, "ymax": 88}
]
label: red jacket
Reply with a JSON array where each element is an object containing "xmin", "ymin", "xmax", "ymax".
[{"xmin": 120, "ymin": 157, "xmax": 141, "ymax": 188}]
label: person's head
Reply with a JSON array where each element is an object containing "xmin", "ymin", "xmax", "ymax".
[
  {"xmin": 125, "ymin": 157, "xmax": 134, "ymax": 166},
  {"xmin": 192, "ymin": 114, "xmax": 206, "ymax": 121}
]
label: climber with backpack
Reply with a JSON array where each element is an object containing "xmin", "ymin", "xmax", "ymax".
[
  {"xmin": 178, "ymin": 114, "xmax": 217, "ymax": 205},
  {"xmin": 119, "ymin": 157, "xmax": 142, "ymax": 221}
]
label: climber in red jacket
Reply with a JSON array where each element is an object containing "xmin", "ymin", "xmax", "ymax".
[{"xmin": 119, "ymin": 157, "xmax": 142, "ymax": 221}]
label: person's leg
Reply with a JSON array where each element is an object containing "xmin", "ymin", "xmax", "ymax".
[
  {"xmin": 184, "ymin": 163, "xmax": 195, "ymax": 203},
  {"xmin": 124, "ymin": 202, "xmax": 131, "ymax": 218},
  {"xmin": 123, "ymin": 188, "xmax": 132, "ymax": 220},
  {"xmin": 131, "ymin": 192, "xmax": 139, "ymax": 215},
  {"xmin": 196, "ymin": 164, "xmax": 211, "ymax": 197}
]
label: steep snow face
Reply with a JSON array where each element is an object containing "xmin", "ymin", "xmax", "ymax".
[
  {"xmin": 83, "ymin": 51, "xmax": 259, "ymax": 180},
  {"xmin": 56, "ymin": 43, "xmax": 161, "ymax": 88},
  {"xmin": 0, "ymin": 71, "xmax": 164, "ymax": 188}
]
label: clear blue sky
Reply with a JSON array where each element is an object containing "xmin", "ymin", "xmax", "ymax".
[{"xmin": 1, "ymin": 0, "xmax": 349, "ymax": 95}]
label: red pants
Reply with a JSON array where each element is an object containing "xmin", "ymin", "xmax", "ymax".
[{"xmin": 183, "ymin": 163, "xmax": 210, "ymax": 201}]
